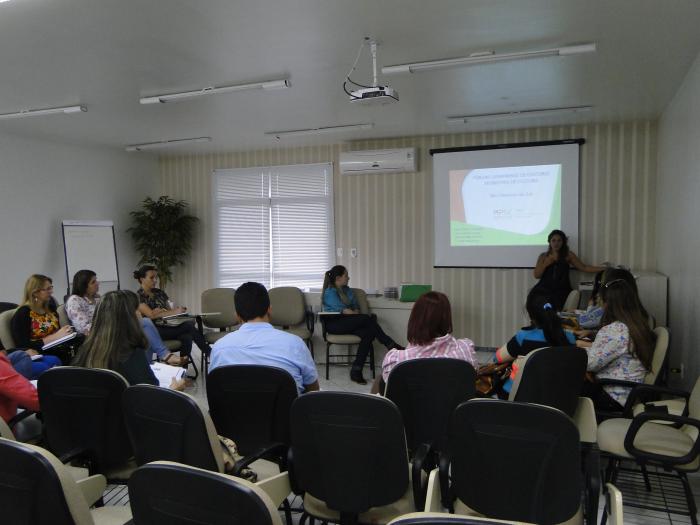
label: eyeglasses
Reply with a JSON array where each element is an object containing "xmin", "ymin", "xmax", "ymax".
[{"xmin": 38, "ymin": 285, "xmax": 54, "ymax": 292}]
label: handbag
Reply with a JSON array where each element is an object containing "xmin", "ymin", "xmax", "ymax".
[
  {"xmin": 475, "ymin": 361, "xmax": 512, "ymax": 397},
  {"xmin": 217, "ymin": 435, "xmax": 258, "ymax": 482}
]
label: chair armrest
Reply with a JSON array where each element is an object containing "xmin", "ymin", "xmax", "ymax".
[
  {"xmin": 438, "ymin": 452, "xmax": 454, "ymax": 512},
  {"xmin": 624, "ymin": 413, "xmax": 700, "ymax": 465},
  {"xmin": 424, "ymin": 468, "xmax": 442, "ymax": 512},
  {"xmin": 232, "ymin": 442, "xmax": 288, "ymax": 477},
  {"xmin": 305, "ymin": 310, "xmax": 315, "ymax": 334},
  {"xmin": 255, "ymin": 471, "xmax": 293, "ymax": 507},
  {"xmin": 58, "ymin": 445, "xmax": 91, "ymax": 465},
  {"xmin": 582, "ymin": 443, "xmax": 601, "ymax": 524},
  {"xmin": 624, "ymin": 385, "xmax": 691, "ymax": 417},
  {"xmin": 573, "ymin": 397, "xmax": 597, "ymax": 444},
  {"xmin": 8, "ymin": 409, "xmax": 36, "ymax": 428},
  {"xmin": 411, "ymin": 443, "xmax": 432, "ymax": 511},
  {"xmin": 76, "ymin": 474, "xmax": 107, "ymax": 507}
]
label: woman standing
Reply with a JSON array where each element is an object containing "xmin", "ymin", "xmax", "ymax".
[
  {"xmin": 531, "ymin": 230, "xmax": 604, "ymax": 310},
  {"xmin": 322, "ymin": 265, "xmax": 401, "ymax": 384},
  {"xmin": 11, "ymin": 275, "xmax": 78, "ymax": 365},
  {"xmin": 134, "ymin": 265, "xmax": 211, "ymax": 361}
]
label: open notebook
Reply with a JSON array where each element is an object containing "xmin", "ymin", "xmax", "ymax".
[{"xmin": 150, "ymin": 363, "xmax": 186, "ymax": 387}]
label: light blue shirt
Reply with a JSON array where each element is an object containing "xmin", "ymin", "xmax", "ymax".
[{"xmin": 209, "ymin": 322, "xmax": 318, "ymax": 393}]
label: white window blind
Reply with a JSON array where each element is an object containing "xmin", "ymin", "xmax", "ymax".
[{"xmin": 213, "ymin": 163, "xmax": 335, "ymax": 290}]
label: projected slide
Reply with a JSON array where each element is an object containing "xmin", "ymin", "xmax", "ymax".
[{"xmin": 449, "ymin": 164, "xmax": 561, "ymax": 246}]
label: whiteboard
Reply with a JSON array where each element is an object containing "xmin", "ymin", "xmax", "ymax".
[{"xmin": 62, "ymin": 220, "xmax": 120, "ymax": 284}]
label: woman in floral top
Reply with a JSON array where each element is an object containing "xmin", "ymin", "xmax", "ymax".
[
  {"xmin": 577, "ymin": 268, "xmax": 655, "ymax": 411},
  {"xmin": 134, "ymin": 265, "xmax": 211, "ymax": 362},
  {"xmin": 10, "ymin": 274, "xmax": 79, "ymax": 365}
]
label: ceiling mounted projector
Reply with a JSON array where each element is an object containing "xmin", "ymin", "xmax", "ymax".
[{"xmin": 345, "ymin": 38, "xmax": 398, "ymax": 105}]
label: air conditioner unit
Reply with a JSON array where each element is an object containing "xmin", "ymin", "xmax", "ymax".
[{"xmin": 339, "ymin": 148, "xmax": 417, "ymax": 175}]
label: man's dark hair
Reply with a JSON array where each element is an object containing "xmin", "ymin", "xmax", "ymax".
[{"xmin": 234, "ymin": 282, "xmax": 271, "ymax": 322}]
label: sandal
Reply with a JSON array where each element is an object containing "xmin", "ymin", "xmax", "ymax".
[{"xmin": 164, "ymin": 354, "xmax": 184, "ymax": 366}]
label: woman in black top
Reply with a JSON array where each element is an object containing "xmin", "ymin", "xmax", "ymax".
[
  {"xmin": 74, "ymin": 290, "xmax": 184, "ymax": 390},
  {"xmin": 531, "ymin": 230, "xmax": 604, "ymax": 310},
  {"xmin": 133, "ymin": 265, "xmax": 211, "ymax": 361}
]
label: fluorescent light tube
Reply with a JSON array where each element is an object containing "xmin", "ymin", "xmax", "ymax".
[
  {"xmin": 125, "ymin": 136, "xmax": 212, "ymax": 152},
  {"xmin": 382, "ymin": 43, "xmax": 596, "ymax": 74},
  {"xmin": 447, "ymin": 106, "xmax": 593, "ymax": 124},
  {"xmin": 140, "ymin": 79, "xmax": 290, "ymax": 104},
  {"xmin": 265, "ymin": 123, "xmax": 374, "ymax": 140},
  {"xmin": 0, "ymin": 105, "xmax": 86, "ymax": 120}
]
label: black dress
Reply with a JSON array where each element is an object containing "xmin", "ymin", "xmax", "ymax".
[{"xmin": 531, "ymin": 256, "xmax": 572, "ymax": 311}]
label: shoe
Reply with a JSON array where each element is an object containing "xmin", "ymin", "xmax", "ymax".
[{"xmin": 350, "ymin": 369, "xmax": 367, "ymax": 385}]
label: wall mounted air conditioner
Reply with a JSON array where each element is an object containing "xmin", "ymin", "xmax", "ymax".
[{"xmin": 339, "ymin": 148, "xmax": 417, "ymax": 175}]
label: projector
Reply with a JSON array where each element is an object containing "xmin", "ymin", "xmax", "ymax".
[{"xmin": 349, "ymin": 86, "xmax": 399, "ymax": 105}]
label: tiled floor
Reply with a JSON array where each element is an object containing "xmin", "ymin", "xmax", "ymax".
[{"xmin": 105, "ymin": 346, "xmax": 700, "ymax": 524}]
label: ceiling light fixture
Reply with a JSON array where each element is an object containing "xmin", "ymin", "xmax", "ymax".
[
  {"xmin": 125, "ymin": 136, "xmax": 212, "ymax": 152},
  {"xmin": 447, "ymin": 105, "xmax": 593, "ymax": 124},
  {"xmin": 382, "ymin": 43, "xmax": 596, "ymax": 75},
  {"xmin": 265, "ymin": 123, "xmax": 374, "ymax": 140},
  {"xmin": 140, "ymin": 79, "xmax": 290, "ymax": 104},
  {"xmin": 0, "ymin": 105, "xmax": 86, "ymax": 120}
]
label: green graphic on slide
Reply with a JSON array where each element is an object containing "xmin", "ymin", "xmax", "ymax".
[{"xmin": 451, "ymin": 171, "xmax": 561, "ymax": 246}]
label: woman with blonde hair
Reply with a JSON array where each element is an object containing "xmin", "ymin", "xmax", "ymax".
[
  {"xmin": 11, "ymin": 274, "xmax": 77, "ymax": 365},
  {"xmin": 74, "ymin": 290, "xmax": 185, "ymax": 390}
]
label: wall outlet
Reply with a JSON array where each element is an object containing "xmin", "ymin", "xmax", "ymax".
[
  {"xmin": 336, "ymin": 248, "xmax": 343, "ymax": 257},
  {"xmin": 351, "ymin": 248, "xmax": 358, "ymax": 258}
]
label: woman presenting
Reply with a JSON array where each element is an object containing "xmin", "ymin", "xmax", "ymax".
[{"xmin": 531, "ymin": 230, "xmax": 604, "ymax": 310}]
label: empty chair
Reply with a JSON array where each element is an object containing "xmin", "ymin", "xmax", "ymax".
[
  {"xmin": 597, "ymin": 376, "xmax": 700, "ymax": 525},
  {"xmin": 440, "ymin": 399, "xmax": 582, "ymax": 525},
  {"xmin": 289, "ymin": 391, "xmax": 418, "ymax": 524},
  {"xmin": 0, "ymin": 437, "xmax": 132, "ymax": 524},
  {"xmin": 0, "ymin": 306, "xmax": 18, "ymax": 349},
  {"xmin": 128, "ymin": 461, "xmax": 292, "ymax": 525},
  {"xmin": 563, "ymin": 290, "xmax": 581, "ymax": 312},
  {"xmin": 38, "ymin": 367, "xmax": 136, "ymax": 480},
  {"xmin": 269, "ymin": 286, "xmax": 314, "ymax": 353},
  {"xmin": 200, "ymin": 287, "xmax": 238, "ymax": 345},
  {"xmin": 385, "ymin": 358, "xmax": 477, "ymax": 509},
  {"xmin": 207, "ymin": 365, "xmax": 297, "ymax": 480},
  {"xmin": 122, "ymin": 384, "xmax": 224, "ymax": 472}
]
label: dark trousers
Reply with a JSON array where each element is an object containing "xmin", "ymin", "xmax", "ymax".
[
  {"xmin": 156, "ymin": 320, "xmax": 210, "ymax": 357},
  {"xmin": 325, "ymin": 314, "xmax": 393, "ymax": 370},
  {"xmin": 581, "ymin": 380, "xmax": 625, "ymax": 412}
]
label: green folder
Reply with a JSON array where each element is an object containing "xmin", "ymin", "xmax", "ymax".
[{"xmin": 399, "ymin": 284, "xmax": 432, "ymax": 302}]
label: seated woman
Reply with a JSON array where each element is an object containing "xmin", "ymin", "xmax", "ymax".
[
  {"xmin": 322, "ymin": 265, "xmax": 401, "ymax": 384},
  {"xmin": 576, "ymin": 268, "xmax": 655, "ymax": 412},
  {"xmin": 495, "ymin": 291, "xmax": 576, "ymax": 396},
  {"xmin": 0, "ymin": 348, "xmax": 40, "ymax": 423},
  {"xmin": 377, "ymin": 291, "xmax": 477, "ymax": 393},
  {"xmin": 134, "ymin": 265, "xmax": 212, "ymax": 363},
  {"xmin": 65, "ymin": 269, "xmax": 184, "ymax": 366},
  {"xmin": 74, "ymin": 290, "xmax": 185, "ymax": 390},
  {"xmin": 575, "ymin": 270, "xmax": 606, "ymax": 330},
  {"xmin": 11, "ymin": 274, "xmax": 78, "ymax": 366}
]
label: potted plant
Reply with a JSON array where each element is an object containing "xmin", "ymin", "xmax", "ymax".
[{"xmin": 128, "ymin": 196, "xmax": 199, "ymax": 290}]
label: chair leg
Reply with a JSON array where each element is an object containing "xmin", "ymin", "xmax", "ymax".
[
  {"xmin": 640, "ymin": 463, "xmax": 652, "ymax": 492},
  {"xmin": 325, "ymin": 343, "xmax": 331, "ymax": 380},
  {"xmin": 282, "ymin": 497, "xmax": 293, "ymax": 525},
  {"xmin": 188, "ymin": 355, "xmax": 199, "ymax": 380},
  {"xmin": 679, "ymin": 472, "xmax": 699, "ymax": 525}
]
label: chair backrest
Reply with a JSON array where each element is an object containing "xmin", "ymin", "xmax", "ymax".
[
  {"xmin": 605, "ymin": 483, "xmax": 624, "ymax": 525},
  {"xmin": 563, "ymin": 290, "xmax": 580, "ymax": 312},
  {"xmin": 206, "ymin": 365, "xmax": 298, "ymax": 455},
  {"xmin": 38, "ymin": 366, "xmax": 133, "ymax": 470},
  {"xmin": 200, "ymin": 287, "xmax": 237, "ymax": 329},
  {"xmin": 447, "ymin": 399, "xmax": 581, "ymax": 525},
  {"xmin": 122, "ymin": 384, "xmax": 224, "ymax": 472},
  {"xmin": 56, "ymin": 304, "xmax": 70, "ymax": 327},
  {"xmin": 508, "ymin": 346, "xmax": 588, "ymax": 418},
  {"xmin": 289, "ymin": 392, "xmax": 410, "ymax": 516},
  {"xmin": 352, "ymin": 288, "xmax": 370, "ymax": 314},
  {"xmin": 644, "ymin": 326, "xmax": 669, "ymax": 385},
  {"xmin": 0, "ymin": 301, "xmax": 17, "ymax": 314},
  {"xmin": 0, "ymin": 437, "xmax": 94, "ymax": 525},
  {"xmin": 683, "ymin": 376, "xmax": 700, "ymax": 440},
  {"xmin": 269, "ymin": 286, "xmax": 306, "ymax": 327},
  {"xmin": 0, "ymin": 416, "xmax": 15, "ymax": 439},
  {"xmin": 385, "ymin": 358, "xmax": 477, "ymax": 454},
  {"xmin": 128, "ymin": 461, "xmax": 282, "ymax": 525},
  {"xmin": 0, "ymin": 307, "xmax": 18, "ymax": 349},
  {"xmin": 388, "ymin": 514, "xmax": 528, "ymax": 524}
]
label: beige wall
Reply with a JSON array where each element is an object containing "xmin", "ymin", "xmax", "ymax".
[
  {"xmin": 159, "ymin": 121, "xmax": 657, "ymax": 347},
  {"xmin": 657, "ymin": 50, "xmax": 700, "ymax": 389}
]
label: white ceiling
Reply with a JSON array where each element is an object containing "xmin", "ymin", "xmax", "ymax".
[{"xmin": 1, "ymin": 0, "xmax": 699, "ymax": 154}]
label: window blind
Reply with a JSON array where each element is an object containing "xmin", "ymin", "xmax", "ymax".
[{"xmin": 213, "ymin": 163, "xmax": 334, "ymax": 290}]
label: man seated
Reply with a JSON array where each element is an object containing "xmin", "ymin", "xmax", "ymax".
[{"xmin": 209, "ymin": 282, "xmax": 319, "ymax": 394}]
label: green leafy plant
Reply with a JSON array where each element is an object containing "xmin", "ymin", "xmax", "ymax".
[{"xmin": 128, "ymin": 196, "xmax": 199, "ymax": 290}]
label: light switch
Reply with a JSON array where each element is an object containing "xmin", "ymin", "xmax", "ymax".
[{"xmin": 351, "ymin": 248, "xmax": 358, "ymax": 258}]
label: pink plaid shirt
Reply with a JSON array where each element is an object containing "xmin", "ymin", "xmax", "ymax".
[{"xmin": 382, "ymin": 334, "xmax": 477, "ymax": 382}]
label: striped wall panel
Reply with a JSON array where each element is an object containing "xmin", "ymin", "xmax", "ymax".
[{"xmin": 159, "ymin": 121, "xmax": 657, "ymax": 347}]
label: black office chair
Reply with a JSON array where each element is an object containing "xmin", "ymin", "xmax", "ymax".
[
  {"xmin": 122, "ymin": 384, "xmax": 224, "ymax": 472},
  {"xmin": 385, "ymin": 358, "xmax": 477, "ymax": 509},
  {"xmin": 288, "ymin": 391, "xmax": 417, "ymax": 525},
  {"xmin": 206, "ymin": 365, "xmax": 297, "ymax": 480},
  {"xmin": 38, "ymin": 366, "xmax": 136, "ymax": 481},
  {"xmin": 128, "ymin": 461, "xmax": 290, "ymax": 525},
  {"xmin": 440, "ymin": 399, "xmax": 582, "ymax": 525}
]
